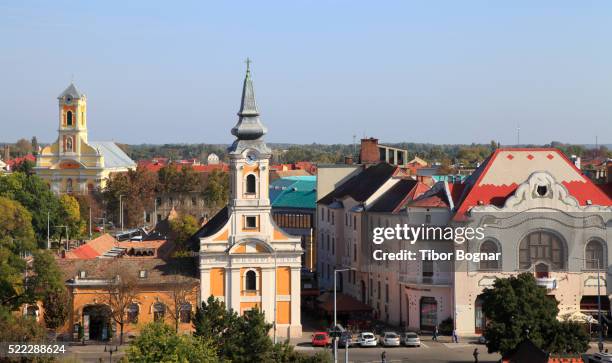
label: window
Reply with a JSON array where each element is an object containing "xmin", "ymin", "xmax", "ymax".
[
  {"xmin": 479, "ymin": 241, "xmax": 500, "ymax": 270},
  {"xmin": 377, "ymin": 281, "xmax": 381, "ymax": 299},
  {"xmin": 326, "ymin": 235, "xmax": 330, "ymax": 251},
  {"xmin": 79, "ymin": 270, "xmax": 86, "ymax": 278},
  {"xmin": 369, "ymin": 278, "xmax": 373, "ymax": 296},
  {"xmin": 353, "ymin": 216, "xmax": 357, "ymax": 230},
  {"xmin": 425, "ymin": 214, "xmax": 431, "ymax": 224},
  {"xmin": 180, "ymin": 303, "xmax": 192, "ymax": 323},
  {"xmin": 153, "ymin": 302, "xmax": 165, "ymax": 322},
  {"xmin": 191, "ymin": 197, "xmax": 197, "ymax": 206},
  {"xmin": 422, "ymin": 259, "xmax": 433, "ymax": 282},
  {"xmin": 331, "ymin": 212, "xmax": 335, "ymax": 225},
  {"xmin": 321, "ymin": 208, "xmax": 324, "ymax": 221},
  {"xmin": 127, "ymin": 303, "xmax": 139, "ymax": 324},
  {"xmin": 66, "ymin": 111, "xmax": 73, "ymax": 126},
  {"xmin": 585, "ymin": 240, "xmax": 605, "ymax": 270},
  {"xmin": 519, "ymin": 231, "xmax": 565, "ymax": 270},
  {"xmin": 245, "ymin": 270, "xmax": 257, "ymax": 291},
  {"xmin": 66, "ymin": 137, "xmax": 73, "ymax": 152},
  {"xmin": 353, "ymin": 244, "xmax": 357, "ymax": 262},
  {"xmin": 331, "ymin": 237, "xmax": 335, "ymax": 255},
  {"xmin": 246, "ymin": 174, "xmax": 256, "ymax": 194},
  {"xmin": 139, "ymin": 270, "xmax": 147, "ymax": 278},
  {"xmin": 245, "ymin": 216, "xmax": 257, "ymax": 229}
]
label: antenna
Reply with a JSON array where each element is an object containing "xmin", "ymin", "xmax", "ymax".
[{"xmin": 517, "ymin": 123, "xmax": 521, "ymax": 146}]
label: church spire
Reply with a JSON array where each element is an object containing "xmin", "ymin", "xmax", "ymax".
[{"xmin": 231, "ymin": 59, "xmax": 267, "ymax": 141}]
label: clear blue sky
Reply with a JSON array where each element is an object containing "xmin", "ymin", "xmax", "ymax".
[{"xmin": 1, "ymin": 1, "xmax": 611, "ymax": 145}]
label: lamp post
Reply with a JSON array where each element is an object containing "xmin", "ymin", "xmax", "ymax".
[
  {"xmin": 104, "ymin": 345, "xmax": 118, "ymax": 363},
  {"xmin": 333, "ymin": 268, "xmax": 351, "ymax": 363},
  {"xmin": 574, "ymin": 257, "xmax": 604, "ymax": 352},
  {"xmin": 119, "ymin": 195, "xmax": 125, "ymax": 232}
]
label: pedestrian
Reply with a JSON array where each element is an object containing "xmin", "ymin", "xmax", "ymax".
[
  {"xmin": 473, "ymin": 348, "xmax": 479, "ymax": 363},
  {"xmin": 432, "ymin": 326, "xmax": 438, "ymax": 341},
  {"xmin": 381, "ymin": 350, "xmax": 387, "ymax": 363},
  {"xmin": 452, "ymin": 329, "xmax": 459, "ymax": 343}
]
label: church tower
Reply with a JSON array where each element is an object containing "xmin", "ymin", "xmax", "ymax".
[
  {"xmin": 57, "ymin": 83, "xmax": 88, "ymax": 155},
  {"xmin": 197, "ymin": 62, "xmax": 303, "ymax": 338}
]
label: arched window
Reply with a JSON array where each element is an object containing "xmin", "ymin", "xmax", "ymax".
[
  {"xmin": 179, "ymin": 303, "xmax": 192, "ymax": 323},
  {"xmin": 246, "ymin": 174, "xmax": 256, "ymax": 194},
  {"xmin": 585, "ymin": 240, "xmax": 605, "ymax": 270},
  {"xmin": 153, "ymin": 302, "xmax": 165, "ymax": 322},
  {"xmin": 66, "ymin": 137, "xmax": 73, "ymax": 152},
  {"xmin": 127, "ymin": 303, "xmax": 139, "ymax": 324},
  {"xmin": 66, "ymin": 179, "xmax": 73, "ymax": 194},
  {"xmin": 66, "ymin": 111, "xmax": 73, "ymax": 126},
  {"xmin": 519, "ymin": 231, "xmax": 565, "ymax": 270},
  {"xmin": 245, "ymin": 270, "xmax": 257, "ymax": 291},
  {"xmin": 479, "ymin": 241, "xmax": 500, "ymax": 270},
  {"xmin": 420, "ymin": 297, "xmax": 437, "ymax": 331}
]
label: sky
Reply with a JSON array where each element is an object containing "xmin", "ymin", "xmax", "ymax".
[{"xmin": 1, "ymin": 1, "xmax": 611, "ymax": 146}]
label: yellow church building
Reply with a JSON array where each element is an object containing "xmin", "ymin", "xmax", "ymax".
[
  {"xmin": 194, "ymin": 63, "xmax": 303, "ymax": 338},
  {"xmin": 34, "ymin": 83, "xmax": 135, "ymax": 194}
]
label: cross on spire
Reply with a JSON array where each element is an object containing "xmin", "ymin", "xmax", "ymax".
[{"xmin": 245, "ymin": 57, "xmax": 252, "ymax": 72}]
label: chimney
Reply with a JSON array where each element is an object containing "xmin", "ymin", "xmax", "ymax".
[
  {"xmin": 570, "ymin": 155, "xmax": 581, "ymax": 169},
  {"xmin": 344, "ymin": 156, "xmax": 353, "ymax": 165},
  {"xmin": 359, "ymin": 138, "xmax": 379, "ymax": 165}
]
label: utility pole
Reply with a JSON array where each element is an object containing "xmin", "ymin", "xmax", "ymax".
[{"xmin": 119, "ymin": 194, "xmax": 125, "ymax": 232}]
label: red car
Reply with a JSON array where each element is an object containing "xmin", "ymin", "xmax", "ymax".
[{"xmin": 311, "ymin": 332, "xmax": 330, "ymax": 347}]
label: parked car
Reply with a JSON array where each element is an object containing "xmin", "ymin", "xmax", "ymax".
[
  {"xmin": 357, "ymin": 332, "xmax": 377, "ymax": 347},
  {"xmin": 311, "ymin": 332, "xmax": 330, "ymax": 347},
  {"xmin": 380, "ymin": 332, "xmax": 401, "ymax": 347},
  {"xmin": 477, "ymin": 335, "xmax": 488, "ymax": 344},
  {"xmin": 402, "ymin": 332, "xmax": 421, "ymax": 347},
  {"xmin": 589, "ymin": 352, "xmax": 612, "ymax": 362},
  {"xmin": 338, "ymin": 332, "xmax": 354, "ymax": 348}
]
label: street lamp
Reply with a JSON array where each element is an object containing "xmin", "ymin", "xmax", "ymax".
[
  {"xmin": 333, "ymin": 268, "xmax": 352, "ymax": 363},
  {"xmin": 119, "ymin": 195, "xmax": 125, "ymax": 232},
  {"xmin": 104, "ymin": 345, "xmax": 118, "ymax": 363},
  {"xmin": 574, "ymin": 257, "xmax": 604, "ymax": 352}
]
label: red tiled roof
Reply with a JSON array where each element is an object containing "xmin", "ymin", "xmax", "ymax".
[
  {"xmin": 64, "ymin": 233, "xmax": 118, "ymax": 259},
  {"xmin": 6, "ymin": 154, "xmax": 36, "ymax": 167},
  {"xmin": 453, "ymin": 148, "xmax": 612, "ymax": 221}
]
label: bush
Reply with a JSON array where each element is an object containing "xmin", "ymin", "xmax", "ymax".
[{"xmin": 438, "ymin": 317, "xmax": 454, "ymax": 335}]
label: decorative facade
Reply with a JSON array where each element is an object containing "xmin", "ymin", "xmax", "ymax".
[
  {"xmin": 196, "ymin": 64, "xmax": 303, "ymax": 338},
  {"xmin": 34, "ymin": 83, "xmax": 135, "ymax": 194}
]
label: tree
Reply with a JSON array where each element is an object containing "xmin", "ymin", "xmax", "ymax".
[
  {"xmin": 0, "ymin": 196, "xmax": 36, "ymax": 309},
  {"xmin": 169, "ymin": 213, "xmax": 199, "ymax": 250},
  {"xmin": 203, "ymin": 169, "xmax": 229, "ymax": 209},
  {"xmin": 482, "ymin": 273, "xmax": 589, "ymax": 355},
  {"xmin": 0, "ymin": 305, "xmax": 46, "ymax": 342},
  {"xmin": 31, "ymin": 136, "xmax": 39, "ymax": 155},
  {"xmin": 102, "ymin": 166, "xmax": 157, "ymax": 228},
  {"xmin": 229, "ymin": 308, "xmax": 274, "ymax": 363},
  {"xmin": 127, "ymin": 322, "xmax": 217, "ymax": 363},
  {"xmin": 166, "ymin": 273, "xmax": 198, "ymax": 333},
  {"xmin": 101, "ymin": 262, "xmax": 139, "ymax": 344},
  {"xmin": 192, "ymin": 296, "xmax": 242, "ymax": 357},
  {"xmin": 43, "ymin": 288, "xmax": 70, "ymax": 339},
  {"xmin": 59, "ymin": 194, "xmax": 84, "ymax": 238},
  {"xmin": 547, "ymin": 321, "xmax": 589, "ymax": 355},
  {"xmin": 13, "ymin": 138, "xmax": 32, "ymax": 157},
  {"xmin": 0, "ymin": 171, "xmax": 63, "ymax": 246}
]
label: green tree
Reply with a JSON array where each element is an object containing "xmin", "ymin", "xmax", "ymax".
[
  {"xmin": 127, "ymin": 322, "xmax": 217, "ymax": 363},
  {"xmin": 0, "ymin": 305, "xmax": 46, "ymax": 342},
  {"xmin": 547, "ymin": 321, "xmax": 590, "ymax": 355},
  {"xmin": 0, "ymin": 197, "xmax": 36, "ymax": 309},
  {"xmin": 203, "ymin": 170, "xmax": 229, "ymax": 208},
  {"xmin": 192, "ymin": 296, "xmax": 241, "ymax": 357},
  {"xmin": 229, "ymin": 308, "xmax": 274, "ymax": 363},
  {"xmin": 169, "ymin": 213, "xmax": 199, "ymax": 249},
  {"xmin": 43, "ymin": 288, "xmax": 70, "ymax": 339},
  {"xmin": 31, "ymin": 136, "xmax": 39, "ymax": 155},
  {"xmin": 482, "ymin": 273, "xmax": 589, "ymax": 355},
  {"xmin": 59, "ymin": 194, "xmax": 84, "ymax": 238},
  {"xmin": 0, "ymin": 172, "xmax": 63, "ymax": 246},
  {"xmin": 102, "ymin": 166, "xmax": 157, "ymax": 228}
]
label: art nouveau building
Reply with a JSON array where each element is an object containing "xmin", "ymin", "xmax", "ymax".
[
  {"xmin": 317, "ymin": 148, "xmax": 612, "ymax": 336},
  {"xmin": 34, "ymin": 83, "xmax": 135, "ymax": 194},
  {"xmin": 195, "ymin": 64, "xmax": 303, "ymax": 338}
]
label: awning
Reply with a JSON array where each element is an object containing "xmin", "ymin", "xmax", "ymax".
[{"xmin": 318, "ymin": 292, "xmax": 372, "ymax": 313}]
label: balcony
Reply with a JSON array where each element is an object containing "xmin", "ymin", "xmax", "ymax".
[{"xmin": 399, "ymin": 274, "xmax": 452, "ymax": 287}]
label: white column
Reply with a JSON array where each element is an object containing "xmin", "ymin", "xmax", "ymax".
[
  {"xmin": 229, "ymin": 268, "xmax": 241, "ymax": 312},
  {"xmin": 200, "ymin": 268, "xmax": 210, "ymax": 302},
  {"xmin": 290, "ymin": 267, "xmax": 301, "ymax": 326},
  {"xmin": 261, "ymin": 267, "xmax": 275, "ymax": 323}
]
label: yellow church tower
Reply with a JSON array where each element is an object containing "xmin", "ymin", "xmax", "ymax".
[
  {"xmin": 196, "ymin": 62, "xmax": 303, "ymax": 338},
  {"xmin": 35, "ymin": 83, "xmax": 135, "ymax": 194}
]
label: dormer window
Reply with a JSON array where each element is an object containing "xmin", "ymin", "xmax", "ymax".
[
  {"xmin": 536, "ymin": 185, "xmax": 548, "ymax": 197},
  {"xmin": 139, "ymin": 270, "xmax": 147, "ymax": 278},
  {"xmin": 79, "ymin": 270, "xmax": 87, "ymax": 278}
]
